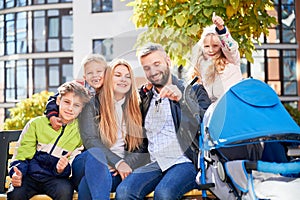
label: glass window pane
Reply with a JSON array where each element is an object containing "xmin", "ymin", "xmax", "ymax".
[
  {"xmin": 34, "ymin": 66, "xmax": 46, "ymax": 93},
  {"xmin": 16, "ymin": 60, "xmax": 27, "ymax": 99},
  {"xmin": 0, "ymin": 15, "xmax": 4, "ymax": 55},
  {"xmin": 92, "ymin": 0, "xmax": 101, "ymax": 12},
  {"xmin": 102, "ymin": 0, "xmax": 112, "ymax": 12},
  {"xmin": 284, "ymin": 81, "xmax": 297, "ymax": 95},
  {"xmin": 34, "ymin": 11, "xmax": 45, "ymax": 52},
  {"xmin": 6, "ymin": 15, "xmax": 15, "ymax": 55},
  {"xmin": 16, "ymin": 0, "xmax": 27, "ymax": 6},
  {"xmin": 267, "ymin": 58, "xmax": 279, "ymax": 80},
  {"xmin": 93, "ymin": 38, "xmax": 113, "ymax": 61},
  {"xmin": 92, "ymin": 0, "xmax": 112, "ymax": 12},
  {"xmin": 48, "ymin": 10, "xmax": 59, "ymax": 16},
  {"xmin": 49, "ymin": 58, "xmax": 59, "ymax": 64},
  {"xmin": 0, "ymin": 61, "xmax": 4, "ymax": 101},
  {"xmin": 5, "ymin": 0, "xmax": 14, "ymax": 8},
  {"xmin": 62, "ymin": 38, "xmax": 72, "ymax": 51},
  {"xmin": 49, "ymin": 17, "xmax": 59, "ymax": 37},
  {"xmin": 240, "ymin": 58, "xmax": 248, "ymax": 78},
  {"xmin": 250, "ymin": 50, "xmax": 265, "ymax": 81},
  {"xmin": 268, "ymin": 81, "xmax": 281, "ymax": 95},
  {"xmin": 62, "ymin": 64, "xmax": 73, "ymax": 83},
  {"xmin": 267, "ymin": 49, "xmax": 279, "ymax": 57},
  {"xmin": 62, "ymin": 15, "xmax": 72, "ymax": 37},
  {"xmin": 6, "ymin": 60, "xmax": 15, "ymax": 101},
  {"xmin": 16, "ymin": 12, "xmax": 27, "ymax": 54},
  {"xmin": 49, "ymin": 66, "xmax": 59, "ymax": 86},
  {"xmin": 48, "ymin": 0, "xmax": 59, "ymax": 3},
  {"xmin": 33, "ymin": 0, "xmax": 45, "ymax": 4},
  {"xmin": 283, "ymin": 50, "xmax": 296, "ymax": 81},
  {"xmin": 6, "ymin": 89, "xmax": 15, "ymax": 101},
  {"xmin": 48, "ymin": 39, "xmax": 59, "ymax": 51},
  {"xmin": 6, "ymin": 42, "xmax": 15, "ymax": 55}
]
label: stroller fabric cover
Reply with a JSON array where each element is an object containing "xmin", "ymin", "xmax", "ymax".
[
  {"xmin": 200, "ymin": 78, "xmax": 300, "ymax": 200},
  {"xmin": 208, "ymin": 78, "xmax": 300, "ymax": 147}
]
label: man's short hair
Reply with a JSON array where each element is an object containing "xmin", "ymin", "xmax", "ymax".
[{"xmin": 137, "ymin": 43, "xmax": 166, "ymax": 63}]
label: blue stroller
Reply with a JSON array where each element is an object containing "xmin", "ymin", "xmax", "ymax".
[{"xmin": 189, "ymin": 78, "xmax": 300, "ymax": 200}]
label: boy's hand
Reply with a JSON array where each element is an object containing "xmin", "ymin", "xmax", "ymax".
[
  {"xmin": 11, "ymin": 167, "xmax": 22, "ymax": 187},
  {"xmin": 212, "ymin": 12, "xmax": 224, "ymax": 31},
  {"xmin": 56, "ymin": 151, "xmax": 72, "ymax": 174},
  {"xmin": 50, "ymin": 116, "xmax": 63, "ymax": 131},
  {"xmin": 116, "ymin": 161, "xmax": 132, "ymax": 180}
]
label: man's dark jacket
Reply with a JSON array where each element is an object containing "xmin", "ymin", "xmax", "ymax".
[{"xmin": 139, "ymin": 75, "xmax": 211, "ymax": 168}]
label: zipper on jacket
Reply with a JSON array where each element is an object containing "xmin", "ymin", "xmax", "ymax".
[{"xmin": 49, "ymin": 124, "xmax": 66, "ymax": 155}]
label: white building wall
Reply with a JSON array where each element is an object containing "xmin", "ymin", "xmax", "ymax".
[{"xmin": 72, "ymin": 0, "xmax": 144, "ymax": 80}]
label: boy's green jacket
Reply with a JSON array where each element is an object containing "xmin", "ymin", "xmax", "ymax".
[{"xmin": 9, "ymin": 116, "xmax": 82, "ymax": 181}]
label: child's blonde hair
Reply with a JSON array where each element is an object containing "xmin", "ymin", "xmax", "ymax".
[
  {"xmin": 191, "ymin": 25, "xmax": 227, "ymax": 85},
  {"xmin": 81, "ymin": 53, "xmax": 107, "ymax": 73}
]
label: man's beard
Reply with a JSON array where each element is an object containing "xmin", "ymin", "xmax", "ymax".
[{"xmin": 150, "ymin": 67, "xmax": 170, "ymax": 88}]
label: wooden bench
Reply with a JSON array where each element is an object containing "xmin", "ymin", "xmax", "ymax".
[{"xmin": 0, "ymin": 130, "xmax": 215, "ymax": 200}]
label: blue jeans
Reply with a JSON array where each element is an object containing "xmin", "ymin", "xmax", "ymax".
[
  {"xmin": 71, "ymin": 147, "xmax": 122, "ymax": 200},
  {"xmin": 7, "ymin": 175, "xmax": 73, "ymax": 200},
  {"xmin": 116, "ymin": 162, "xmax": 199, "ymax": 200}
]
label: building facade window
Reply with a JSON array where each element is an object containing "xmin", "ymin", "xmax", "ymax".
[
  {"xmin": 5, "ymin": 13, "xmax": 16, "ymax": 55},
  {"xmin": 4, "ymin": 59, "xmax": 28, "ymax": 101},
  {"xmin": 33, "ymin": 9, "xmax": 73, "ymax": 52},
  {"xmin": 0, "ymin": 15, "xmax": 4, "ymax": 56},
  {"xmin": 33, "ymin": 58, "xmax": 73, "ymax": 93},
  {"xmin": 240, "ymin": 0, "xmax": 298, "ymax": 108},
  {"xmin": 92, "ymin": 0, "xmax": 112, "ymax": 13},
  {"xmin": 93, "ymin": 38, "xmax": 113, "ymax": 61},
  {"xmin": 32, "ymin": 0, "xmax": 72, "ymax": 4},
  {"xmin": 16, "ymin": 12, "xmax": 27, "ymax": 54}
]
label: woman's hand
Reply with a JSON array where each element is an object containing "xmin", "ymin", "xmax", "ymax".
[{"xmin": 116, "ymin": 161, "xmax": 132, "ymax": 180}]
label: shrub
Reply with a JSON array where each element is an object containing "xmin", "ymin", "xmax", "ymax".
[
  {"xmin": 284, "ymin": 104, "xmax": 300, "ymax": 126},
  {"xmin": 3, "ymin": 91, "xmax": 53, "ymax": 130}
]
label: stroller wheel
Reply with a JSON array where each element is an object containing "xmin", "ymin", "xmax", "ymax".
[{"xmin": 217, "ymin": 161, "xmax": 226, "ymax": 182}]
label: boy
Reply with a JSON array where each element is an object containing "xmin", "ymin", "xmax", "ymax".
[
  {"xmin": 45, "ymin": 54, "xmax": 108, "ymax": 131},
  {"xmin": 7, "ymin": 81, "xmax": 90, "ymax": 200}
]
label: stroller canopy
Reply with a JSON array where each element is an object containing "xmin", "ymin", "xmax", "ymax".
[{"xmin": 208, "ymin": 78, "xmax": 300, "ymax": 147}]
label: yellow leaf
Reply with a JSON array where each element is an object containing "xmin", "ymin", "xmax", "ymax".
[
  {"xmin": 157, "ymin": 15, "xmax": 165, "ymax": 26},
  {"xmin": 187, "ymin": 24, "xmax": 200, "ymax": 36},
  {"xmin": 226, "ymin": 5, "xmax": 236, "ymax": 18},
  {"xmin": 174, "ymin": 15, "xmax": 186, "ymax": 27}
]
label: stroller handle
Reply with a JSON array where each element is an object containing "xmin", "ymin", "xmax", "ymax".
[{"xmin": 245, "ymin": 160, "xmax": 300, "ymax": 174}]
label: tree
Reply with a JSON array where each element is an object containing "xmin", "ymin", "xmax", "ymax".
[
  {"xmin": 3, "ymin": 91, "xmax": 53, "ymax": 130},
  {"xmin": 126, "ymin": 0, "xmax": 277, "ymax": 66}
]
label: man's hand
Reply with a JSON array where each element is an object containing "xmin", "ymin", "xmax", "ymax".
[
  {"xmin": 56, "ymin": 151, "xmax": 72, "ymax": 174},
  {"xmin": 11, "ymin": 167, "xmax": 22, "ymax": 187},
  {"xmin": 50, "ymin": 116, "xmax": 63, "ymax": 131},
  {"xmin": 160, "ymin": 84, "xmax": 182, "ymax": 102},
  {"xmin": 212, "ymin": 12, "xmax": 225, "ymax": 31},
  {"xmin": 116, "ymin": 161, "xmax": 132, "ymax": 180}
]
